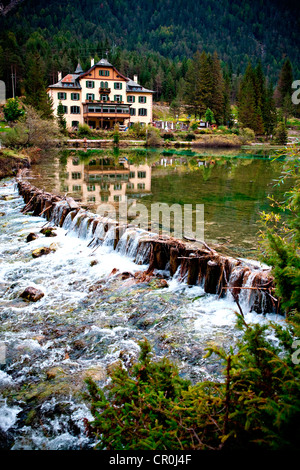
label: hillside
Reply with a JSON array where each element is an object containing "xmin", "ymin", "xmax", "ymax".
[{"xmin": 0, "ymin": 0, "xmax": 300, "ymax": 100}]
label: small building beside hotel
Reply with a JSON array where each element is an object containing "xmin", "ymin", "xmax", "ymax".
[{"xmin": 47, "ymin": 58, "xmax": 154, "ymax": 129}]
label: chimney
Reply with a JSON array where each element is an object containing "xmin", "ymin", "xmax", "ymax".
[
  {"xmin": 91, "ymin": 58, "xmax": 95, "ymax": 67},
  {"xmin": 134, "ymin": 74, "xmax": 138, "ymax": 83},
  {"xmin": 58, "ymin": 71, "xmax": 62, "ymax": 81}
]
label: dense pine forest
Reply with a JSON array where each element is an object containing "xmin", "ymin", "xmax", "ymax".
[{"xmin": 0, "ymin": 0, "xmax": 300, "ymax": 106}]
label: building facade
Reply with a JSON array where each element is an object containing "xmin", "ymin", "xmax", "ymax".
[{"xmin": 47, "ymin": 59, "xmax": 154, "ymax": 129}]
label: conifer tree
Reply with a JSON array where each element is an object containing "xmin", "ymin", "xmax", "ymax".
[
  {"xmin": 276, "ymin": 58, "xmax": 293, "ymax": 108},
  {"xmin": 57, "ymin": 100, "xmax": 67, "ymax": 132},
  {"xmin": 23, "ymin": 53, "xmax": 53, "ymax": 119},
  {"xmin": 209, "ymin": 51, "xmax": 225, "ymax": 124},
  {"xmin": 238, "ymin": 63, "xmax": 257, "ymax": 131}
]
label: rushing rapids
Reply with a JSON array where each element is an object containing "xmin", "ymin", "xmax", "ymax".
[
  {"xmin": 17, "ymin": 178, "xmax": 278, "ymax": 315},
  {"xmin": 0, "ymin": 177, "xmax": 284, "ymax": 450}
]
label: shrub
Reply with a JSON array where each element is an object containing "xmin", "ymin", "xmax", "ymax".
[
  {"xmin": 185, "ymin": 132, "xmax": 196, "ymax": 141},
  {"xmin": 146, "ymin": 127, "xmax": 163, "ymax": 147},
  {"xmin": 238, "ymin": 127, "xmax": 255, "ymax": 144},
  {"xmin": 113, "ymin": 123, "xmax": 120, "ymax": 145},
  {"xmin": 85, "ymin": 319, "xmax": 300, "ymax": 450},
  {"xmin": 274, "ymin": 122, "xmax": 288, "ymax": 145},
  {"xmin": 1, "ymin": 105, "xmax": 61, "ymax": 149},
  {"xmin": 77, "ymin": 123, "xmax": 92, "ymax": 137},
  {"xmin": 3, "ymin": 97, "xmax": 25, "ymax": 123}
]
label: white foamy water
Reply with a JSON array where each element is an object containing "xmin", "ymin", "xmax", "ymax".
[{"xmin": 0, "ymin": 179, "xmax": 285, "ymax": 449}]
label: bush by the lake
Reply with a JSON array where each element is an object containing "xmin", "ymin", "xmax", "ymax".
[
  {"xmin": 77, "ymin": 123, "xmax": 93, "ymax": 138},
  {"xmin": 146, "ymin": 127, "xmax": 162, "ymax": 147},
  {"xmin": 1, "ymin": 105, "xmax": 62, "ymax": 149}
]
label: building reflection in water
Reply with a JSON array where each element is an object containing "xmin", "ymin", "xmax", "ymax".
[{"xmin": 60, "ymin": 154, "xmax": 151, "ymax": 210}]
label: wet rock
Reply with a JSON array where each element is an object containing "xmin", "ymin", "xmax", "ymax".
[
  {"xmin": 83, "ymin": 367, "xmax": 106, "ymax": 382},
  {"xmin": 46, "ymin": 367, "xmax": 65, "ymax": 380},
  {"xmin": 40, "ymin": 227, "xmax": 57, "ymax": 237},
  {"xmin": 0, "ymin": 212, "xmax": 5, "ymax": 217},
  {"xmin": 109, "ymin": 268, "xmax": 119, "ymax": 276},
  {"xmin": 20, "ymin": 287, "xmax": 44, "ymax": 302},
  {"xmin": 0, "ymin": 428, "xmax": 14, "ymax": 450},
  {"xmin": 32, "ymin": 247, "xmax": 52, "ymax": 258},
  {"xmin": 119, "ymin": 271, "xmax": 133, "ymax": 280},
  {"xmin": 90, "ymin": 259, "xmax": 98, "ymax": 267},
  {"xmin": 32, "ymin": 243, "xmax": 57, "ymax": 258},
  {"xmin": 149, "ymin": 278, "xmax": 168, "ymax": 289},
  {"xmin": 26, "ymin": 232, "xmax": 38, "ymax": 243}
]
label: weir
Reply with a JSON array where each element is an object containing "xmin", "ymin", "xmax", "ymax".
[{"xmin": 16, "ymin": 179, "xmax": 278, "ymax": 315}]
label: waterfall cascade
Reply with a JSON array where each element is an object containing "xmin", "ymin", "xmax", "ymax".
[{"xmin": 16, "ymin": 180, "xmax": 278, "ymax": 315}]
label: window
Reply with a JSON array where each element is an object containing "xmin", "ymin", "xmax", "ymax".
[
  {"xmin": 57, "ymin": 92, "xmax": 66, "ymax": 100},
  {"xmin": 127, "ymin": 95, "xmax": 135, "ymax": 103},
  {"xmin": 138, "ymin": 96, "xmax": 147, "ymax": 103},
  {"xmin": 70, "ymin": 106, "xmax": 81, "ymax": 114},
  {"xmin": 87, "ymin": 185, "xmax": 95, "ymax": 191},
  {"xmin": 127, "ymin": 183, "xmax": 134, "ymax": 189},
  {"xmin": 86, "ymin": 81, "xmax": 95, "ymax": 88},
  {"xmin": 61, "ymin": 106, "xmax": 68, "ymax": 114},
  {"xmin": 71, "ymin": 121, "xmax": 79, "ymax": 128},
  {"xmin": 114, "ymin": 82, "xmax": 122, "ymax": 90},
  {"xmin": 114, "ymin": 183, "xmax": 122, "ymax": 190},
  {"xmin": 101, "ymin": 94, "xmax": 109, "ymax": 101},
  {"xmin": 130, "ymin": 108, "xmax": 136, "ymax": 116},
  {"xmin": 99, "ymin": 70, "xmax": 110, "ymax": 76},
  {"xmin": 129, "ymin": 171, "xmax": 135, "ymax": 178},
  {"xmin": 138, "ymin": 108, "xmax": 147, "ymax": 116},
  {"xmin": 101, "ymin": 195, "xmax": 109, "ymax": 202},
  {"xmin": 72, "ymin": 185, "xmax": 81, "ymax": 191},
  {"xmin": 88, "ymin": 197, "xmax": 96, "ymax": 202},
  {"xmin": 137, "ymin": 183, "xmax": 145, "ymax": 189},
  {"xmin": 114, "ymin": 95, "xmax": 122, "ymax": 102},
  {"xmin": 86, "ymin": 93, "xmax": 95, "ymax": 101},
  {"xmin": 71, "ymin": 93, "xmax": 80, "ymax": 100},
  {"xmin": 72, "ymin": 172, "xmax": 81, "ymax": 180},
  {"xmin": 114, "ymin": 195, "xmax": 121, "ymax": 202},
  {"xmin": 138, "ymin": 171, "xmax": 146, "ymax": 178}
]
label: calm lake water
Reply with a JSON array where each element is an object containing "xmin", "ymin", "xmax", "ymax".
[
  {"xmin": 0, "ymin": 146, "xmax": 290, "ymax": 449},
  {"xmin": 24, "ymin": 146, "xmax": 291, "ymax": 258}
]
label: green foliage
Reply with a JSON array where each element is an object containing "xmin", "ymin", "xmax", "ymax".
[
  {"xmin": 86, "ymin": 320, "xmax": 300, "ymax": 450},
  {"xmin": 205, "ymin": 108, "xmax": 214, "ymax": 125},
  {"xmin": 113, "ymin": 123, "xmax": 120, "ymax": 145},
  {"xmin": 3, "ymin": 98, "xmax": 24, "ymax": 122},
  {"xmin": 146, "ymin": 127, "xmax": 162, "ymax": 147},
  {"xmin": 77, "ymin": 123, "xmax": 92, "ymax": 138},
  {"xmin": 274, "ymin": 121, "xmax": 288, "ymax": 145},
  {"xmin": 237, "ymin": 127, "xmax": 255, "ymax": 144},
  {"xmin": 260, "ymin": 145, "xmax": 300, "ymax": 316},
  {"xmin": 56, "ymin": 101, "xmax": 67, "ymax": 133},
  {"xmin": 0, "ymin": 1, "xmax": 299, "ymax": 107},
  {"xmin": 1, "ymin": 105, "xmax": 61, "ymax": 149}
]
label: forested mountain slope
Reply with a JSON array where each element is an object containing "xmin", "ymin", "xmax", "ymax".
[{"xmin": 0, "ymin": 0, "xmax": 299, "ymax": 99}]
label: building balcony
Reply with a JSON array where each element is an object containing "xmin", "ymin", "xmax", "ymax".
[
  {"xmin": 83, "ymin": 102, "xmax": 130, "ymax": 118},
  {"xmin": 99, "ymin": 87, "xmax": 111, "ymax": 93}
]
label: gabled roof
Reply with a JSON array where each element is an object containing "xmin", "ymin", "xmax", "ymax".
[
  {"xmin": 48, "ymin": 73, "xmax": 81, "ymax": 90},
  {"xmin": 78, "ymin": 58, "xmax": 128, "ymax": 81},
  {"xmin": 126, "ymin": 78, "xmax": 154, "ymax": 94},
  {"xmin": 96, "ymin": 58, "xmax": 113, "ymax": 67}
]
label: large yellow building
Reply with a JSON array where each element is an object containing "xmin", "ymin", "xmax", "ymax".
[{"xmin": 47, "ymin": 59, "xmax": 154, "ymax": 129}]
